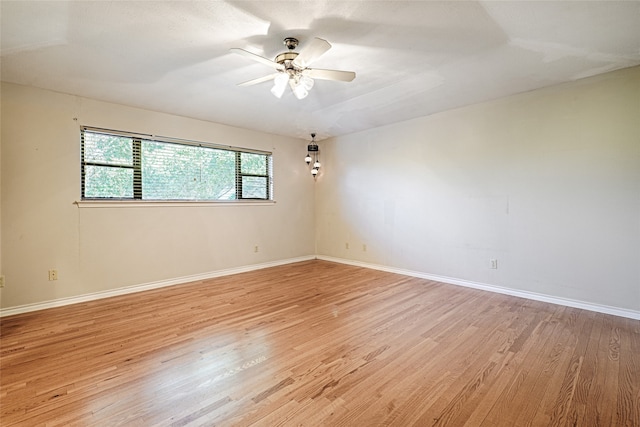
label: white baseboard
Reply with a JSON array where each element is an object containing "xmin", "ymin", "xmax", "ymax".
[
  {"xmin": 317, "ymin": 256, "xmax": 640, "ymax": 321},
  {"xmin": 0, "ymin": 256, "xmax": 316, "ymax": 318},
  {"xmin": 3, "ymin": 255, "xmax": 638, "ymax": 321}
]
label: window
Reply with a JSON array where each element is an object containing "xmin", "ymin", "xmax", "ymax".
[{"xmin": 81, "ymin": 127, "xmax": 272, "ymax": 201}]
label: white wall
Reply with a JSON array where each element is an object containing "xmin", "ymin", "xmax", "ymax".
[
  {"xmin": 316, "ymin": 67, "xmax": 640, "ymax": 313},
  {"xmin": 1, "ymin": 83, "xmax": 316, "ymax": 309}
]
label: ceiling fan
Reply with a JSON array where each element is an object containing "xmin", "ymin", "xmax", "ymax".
[{"xmin": 230, "ymin": 37, "xmax": 356, "ymax": 100}]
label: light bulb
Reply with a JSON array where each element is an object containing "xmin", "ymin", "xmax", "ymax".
[
  {"xmin": 305, "ymin": 154, "xmax": 312, "ymax": 164},
  {"xmin": 311, "ymin": 168, "xmax": 318, "ymax": 176},
  {"xmin": 313, "ymin": 160, "xmax": 321, "ymax": 169}
]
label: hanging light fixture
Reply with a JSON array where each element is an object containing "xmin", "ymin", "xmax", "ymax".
[{"xmin": 305, "ymin": 133, "xmax": 320, "ymax": 178}]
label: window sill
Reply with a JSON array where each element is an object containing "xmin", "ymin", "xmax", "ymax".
[{"xmin": 75, "ymin": 200, "xmax": 276, "ymax": 208}]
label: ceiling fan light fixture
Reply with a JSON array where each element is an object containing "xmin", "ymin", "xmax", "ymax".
[
  {"xmin": 270, "ymin": 84, "xmax": 286, "ymax": 98},
  {"xmin": 300, "ymin": 75, "xmax": 314, "ymax": 90},
  {"xmin": 288, "ymin": 74, "xmax": 314, "ymax": 99},
  {"xmin": 292, "ymin": 82, "xmax": 309, "ymax": 100},
  {"xmin": 270, "ymin": 73, "xmax": 289, "ymax": 98}
]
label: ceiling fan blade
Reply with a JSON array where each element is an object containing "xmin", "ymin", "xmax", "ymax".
[
  {"xmin": 230, "ymin": 48, "xmax": 284, "ymax": 71},
  {"xmin": 237, "ymin": 73, "xmax": 280, "ymax": 87},
  {"xmin": 292, "ymin": 37, "xmax": 331, "ymax": 68},
  {"xmin": 303, "ymin": 68, "xmax": 356, "ymax": 82}
]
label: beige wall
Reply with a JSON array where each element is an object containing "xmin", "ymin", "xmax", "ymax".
[
  {"xmin": 1, "ymin": 83, "xmax": 316, "ymax": 309},
  {"xmin": 3, "ymin": 67, "xmax": 639, "ymax": 314},
  {"xmin": 316, "ymin": 67, "xmax": 640, "ymax": 312}
]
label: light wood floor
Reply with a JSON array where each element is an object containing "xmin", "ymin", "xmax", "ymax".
[{"xmin": 1, "ymin": 260, "xmax": 638, "ymax": 426}]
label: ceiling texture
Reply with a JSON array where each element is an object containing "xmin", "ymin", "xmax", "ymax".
[{"xmin": 2, "ymin": 1, "xmax": 639, "ymax": 141}]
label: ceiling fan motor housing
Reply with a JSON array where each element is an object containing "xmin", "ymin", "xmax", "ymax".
[
  {"xmin": 284, "ymin": 37, "xmax": 299, "ymax": 50},
  {"xmin": 276, "ymin": 38, "xmax": 303, "ymax": 74}
]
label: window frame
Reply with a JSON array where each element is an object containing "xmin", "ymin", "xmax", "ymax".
[
  {"xmin": 236, "ymin": 151, "xmax": 272, "ymax": 200},
  {"xmin": 80, "ymin": 126, "xmax": 274, "ymax": 204}
]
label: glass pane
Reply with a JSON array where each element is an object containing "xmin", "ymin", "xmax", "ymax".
[
  {"xmin": 142, "ymin": 142, "xmax": 199, "ymax": 200},
  {"xmin": 84, "ymin": 132, "xmax": 133, "ymax": 165},
  {"xmin": 84, "ymin": 166, "xmax": 133, "ymax": 198},
  {"xmin": 141, "ymin": 142, "xmax": 236, "ymax": 200},
  {"xmin": 242, "ymin": 176, "xmax": 267, "ymax": 199},
  {"xmin": 241, "ymin": 152, "xmax": 267, "ymax": 175},
  {"xmin": 200, "ymin": 147, "xmax": 236, "ymax": 200}
]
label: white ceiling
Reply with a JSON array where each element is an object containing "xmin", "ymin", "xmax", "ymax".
[{"xmin": 2, "ymin": 1, "xmax": 639, "ymax": 141}]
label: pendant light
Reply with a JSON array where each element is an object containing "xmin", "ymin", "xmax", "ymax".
[{"xmin": 305, "ymin": 133, "xmax": 320, "ymax": 178}]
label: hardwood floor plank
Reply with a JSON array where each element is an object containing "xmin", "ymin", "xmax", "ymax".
[
  {"xmin": 1, "ymin": 260, "xmax": 638, "ymax": 426},
  {"xmin": 616, "ymin": 318, "xmax": 640, "ymax": 426}
]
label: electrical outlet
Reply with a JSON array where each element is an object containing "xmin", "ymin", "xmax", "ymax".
[
  {"xmin": 345, "ymin": 242, "xmax": 349, "ymax": 249},
  {"xmin": 490, "ymin": 259, "xmax": 498, "ymax": 269},
  {"xmin": 362, "ymin": 244, "xmax": 367, "ymax": 252},
  {"xmin": 0, "ymin": 275, "xmax": 5, "ymax": 288},
  {"xmin": 48, "ymin": 269, "xmax": 58, "ymax": 281},
  {"xmin": 254, "ymin": 245, "xmax": 259, "ymax": 253}
]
